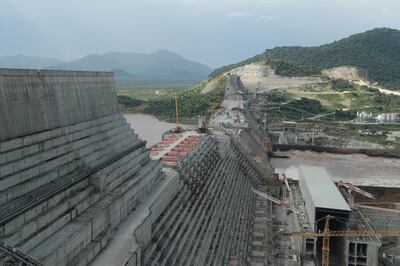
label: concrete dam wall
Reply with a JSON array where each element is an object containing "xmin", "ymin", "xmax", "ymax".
[
  {"xmin": 0, "ymin": 69, "xmax": 118, "ymax": 142},
  {"xmin": 0, "ymin": 69, "xmax": 167, "ymax": 266},
  {"xmin": 0, "ymin": 69, "xmax": 267, "ymax": 266}
]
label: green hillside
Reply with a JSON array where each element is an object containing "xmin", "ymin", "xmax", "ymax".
[
  {"xmin": 211, "ymin": 28, "xmax": 400, "ymax": 88},
  {"xmin": 262, "ymin": 28, "xmax": 400, "ymax": 88},
  {"xmin": 120, "ymin": 76, "xmax": 225, "ymax": 120}
]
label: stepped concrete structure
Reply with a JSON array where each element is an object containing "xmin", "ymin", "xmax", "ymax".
[
  {"xmin": 0, "ymin": 69, "xmax": 274, "ymax": 266},
  {"xmin": 0, "ymin": 69, "xmax": 171, "ymax": 265}
]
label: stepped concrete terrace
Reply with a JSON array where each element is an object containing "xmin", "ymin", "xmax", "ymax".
[
  {"xmin": 140, "ymin": 133, "xmax": 265, "ymax": 265},
  {"xmin": 0, "ymin": 69, "xmax": 170, "ymax": 266}
]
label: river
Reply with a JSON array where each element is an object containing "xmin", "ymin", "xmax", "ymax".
[{"xmin": 124, "ymin": 113, "xmax": 196, "ymax": 146}]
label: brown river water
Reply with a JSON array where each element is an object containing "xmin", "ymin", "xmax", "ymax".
[{"xmin": 124, "ymin": 113, "xmax": 196, "ymax": 146}]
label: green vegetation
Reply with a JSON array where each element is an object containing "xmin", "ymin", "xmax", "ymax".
[
  {"xmin": 117, "ymin": 95, "xmax": 144, "ymax": 110},
  {"xmin": 118, "ymin": 86, "xmax": 184, "ymax": 101},
  {"xmin": 325, "ymin": 123, "xmax": 400, "ymax": 148},
  {"xmin": 208, "ymin": 55, "xmax": 262, "ymax": 78},
  {"xmin": 349, "ymin": 87, "xmax": 400, "ymax": 113},
  {"xmin": 118, "ymin": 76, "xmax": 225, "ymax": 120},
  {"xmin": 289, "ymin": 98, "xmax": 323, "ymax": 114},
  {"xmin": 268, "ymin": 60, "xmax": 320, "ymax": 77},
  {"xmin": 264, "ymin": 91, "xmax": 356, "ymax": 122},
  {"xmin": 262, "ymin": 28, "xmax": 400, "ymax": 88},
  {"xmin": 210, "ymin": 58, "xmax": 320, "ymax": 79},
  {"xmin": 212, "ymin": 28, "xmax": 400, "ymax": 88},
  {"xmin": 144, "ymin": 77, "xmax": 225, "ymax": 118},
  {"xmin": 264, "ymin": 88, "xmax": 400, "ymax": 147},
  {"xmin": 330, "ymin": 79, "xmax": 357, "ymax": 92}
]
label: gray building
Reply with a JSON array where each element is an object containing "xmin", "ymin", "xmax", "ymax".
[
  {"xmin": 299, "ymin": 165, "xmax": 351, "ymax": 231},
  {"xmin": 299, "ymin": 165, "xmax": 352, "ymax": 263}
]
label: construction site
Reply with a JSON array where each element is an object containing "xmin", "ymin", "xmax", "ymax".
[{"xmin": 0, "ymin": 68, "xmax": 400, "ymax": 266}]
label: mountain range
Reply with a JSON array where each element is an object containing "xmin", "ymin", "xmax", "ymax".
[{"xmin": 0, "ymin": 50, "xmax": 213, "ymax": 85}]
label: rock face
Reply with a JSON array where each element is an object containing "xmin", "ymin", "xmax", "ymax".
[
  {"xmin": 0, "ymin": 69, "xmax": 168, "ymax": 266},
  {"xmin": 322, "ymin": 66, "xmax": 362, "ymax": 81}
]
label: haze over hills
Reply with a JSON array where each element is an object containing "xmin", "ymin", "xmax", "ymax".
[
  {"xmin": 0, "ymin": 50, "xmax": 213, "ymax": 85},
  {"xmin": 50, "ymin": 50, "xmax": 213, "ymax": 85},
  {"xmin": 211, "ymin": 28, "xmax": 400, "ymax": 89},
  {"xmin": 0, "ymin": 55, "xmax": 62, "ymax": 69}
]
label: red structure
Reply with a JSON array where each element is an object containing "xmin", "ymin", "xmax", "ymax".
[{"xmin": 149, "ymin": 133, "xmax": 203, "ymax": 166}]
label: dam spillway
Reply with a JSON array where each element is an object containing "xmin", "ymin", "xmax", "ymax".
[{"xmin": 0, "ymin": 69, "xmax": 273, "ymax": 266}]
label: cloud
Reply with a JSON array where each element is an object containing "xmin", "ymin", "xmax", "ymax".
[
  {"xmin": 226, "ymin": 12, "xmax": 250, "ymax": 17},
  {"xmin": 259, "ymin": 15, "xmax": 277, "ymax": 20},
  {"xmin": 380, "ymin": 7, "xmax": 390, "ymax": 13}
]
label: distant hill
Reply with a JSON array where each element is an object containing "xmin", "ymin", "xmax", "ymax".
[
  {"xmin": 262, "ymin": 28, "xmax": 400, "ymax": 87},
  {"xmin": 211, "ymin": 28, "xmax": 400, "ymax": 88},
  {"xmin": 50, "ymin": 50, "xmax": 213, "ymax": 84},
  {"xmin": 0, "ymin": 55, "xmax": 61, "ymax": 69}
]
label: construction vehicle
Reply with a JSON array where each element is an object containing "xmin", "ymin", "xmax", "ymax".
[
  {"xmin": 289, "ymin": 215, "xmax": 400, "ymax": 266},
  {"xmin": 252, "ymin": 189, "xmax": 300, "ymax": 214}
]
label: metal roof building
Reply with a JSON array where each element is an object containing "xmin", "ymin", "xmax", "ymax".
[{"xmin": 298, "ymin": 165, "xmax": 351, "ymax": 231}]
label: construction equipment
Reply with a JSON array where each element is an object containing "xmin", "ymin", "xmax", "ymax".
[
  {"xmin": 174, "ymin": 93, "xmax": 180, "ymax": 129},
  {"xmin": 278, "ymin": 173, "xmax": 291, "ymax": 192},
  {"xmin": 289, "ymin": 215, "xmax": 400, "ymax": 266},
  {"xmin": 252, "ymin": 189, "xmax": 300, "ymax": 214},
  {"xmin": 198, "ymin": 110, "xmax": 208, "ymax": 133},
  {"xmin": 337, "ymin": 180, "xmax": 376, "ymax": 199}
]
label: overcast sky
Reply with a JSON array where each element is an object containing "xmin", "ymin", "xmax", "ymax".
[{"xmin": 1, "ymin": 0, "xmax": 399, "ymax": 67}]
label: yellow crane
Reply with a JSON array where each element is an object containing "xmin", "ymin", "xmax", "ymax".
[
  {"xmin": 174, "ymin": 93, "xmax": 180, "ymax": 129},
  {"xmin": 289, "ymin": 215, "xmax": 400, "ymax": 266}
]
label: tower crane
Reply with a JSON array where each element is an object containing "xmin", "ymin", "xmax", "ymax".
[{"xmin": 288, "ymin": 215, "xmax": 400, "ymax": 266}]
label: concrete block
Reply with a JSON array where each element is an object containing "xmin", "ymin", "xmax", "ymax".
[
  {"xmin": 21, "ymin": 213, "xmax": 72, "ymax": 252},
  {"xmin": 0, "ymin": 163, "xmax": 13, "ymax": 177},
  {"xmin": 5, "ymin": 149, "xmax": 22, "ymax": 162},
  {"xmin": 0, "ymin": 69, "xmax": 117, "ymax": 142},
  {"xmin": 0, "ymin": 154, "xmax": 6, "ymax": 165},
  {"xmin": 4, "ymin": 214, "xmax": 24, "ymax": 235},
  {"xmin": 21, "ymin": 220, "xmax": 38, "ymax": 240}
]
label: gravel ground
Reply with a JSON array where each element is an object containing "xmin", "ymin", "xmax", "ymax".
[
  {"xmin": 271, "ymin": 151, "xmax": 400, "ymax": 187},
  {"xmin": 230, "ymin": 64, "xmax": 321, "ymax": 93}
]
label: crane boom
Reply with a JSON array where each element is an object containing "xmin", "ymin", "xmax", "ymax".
[
  {"xmin": 252, "ymin": 189, "xmax": 300, "ymax": 214},
  {"xmin": 337, "ymin": 180, "xmax": 376, "ymax": 199}
]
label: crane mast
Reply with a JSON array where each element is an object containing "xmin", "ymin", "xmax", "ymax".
[
  {"xmin": 288, "ymin": 215, "xmax": 400, "ymax": 266},
  {"xmin": 174, "ymin": 93, "xmax": 180, "ymax": 129}
]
